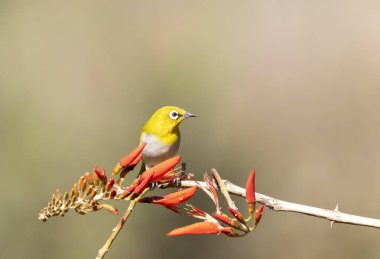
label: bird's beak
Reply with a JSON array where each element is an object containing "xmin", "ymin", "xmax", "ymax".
[{"xmin": 184, "ymin": 112, "xmax": 197, "ymax": 118}]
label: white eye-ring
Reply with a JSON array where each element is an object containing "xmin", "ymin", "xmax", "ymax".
[{"xmin": 169, "ymin": 110, "xmax": 180, "ymax": 120}]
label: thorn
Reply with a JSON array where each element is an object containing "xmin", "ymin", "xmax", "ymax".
[{"xmin": 330, "ymin": 204, "xmax": 339, "ymax": 228}]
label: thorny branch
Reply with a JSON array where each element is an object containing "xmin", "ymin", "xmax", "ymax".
[
  {"xmin": 180, "ymin": 177, "xmax": 380, "ymax": 229},
  {"xmin": 39, "ymin": 144, "xmax": 380, "ymax": 259}
]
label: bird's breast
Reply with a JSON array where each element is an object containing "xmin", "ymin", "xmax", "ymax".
[{"xmin": 140, "ymin": 132, "xmax": 180, "ymax": 168}]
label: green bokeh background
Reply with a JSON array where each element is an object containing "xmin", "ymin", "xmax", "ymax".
[{"xmin": 1, "ymin": 1, "xmax": 380, "ymax": 258}]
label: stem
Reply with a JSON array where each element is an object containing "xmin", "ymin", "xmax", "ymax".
[
  {"xmin": 211, "ymin": 168, "xmax": 237, "ymax": 210},
  {"xmin": 180, "ymin": 180, "xmax": 380, "ymax": 230},
  {"xmin": 95, "ymin": 188, "xmax": 149, "ymax": 259}
]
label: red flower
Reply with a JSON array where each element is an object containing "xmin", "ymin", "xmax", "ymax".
[
  {"xmin": 142, "ymin": 186, "xmax": 198, "ymax": 207},
  {"xmin": 93, "ymin": 166, "xmax": 107, "ymax": 183},
  {"xmin": 213, "ymin": 213, "xmax": 230, "ymax": 224},
  {"xmin": 186, "ymin": 205, "xmax": 207, "ymax": 219},
  {"xmin": 205, "ymin": 174, "xmax": 219, "ymax": 212},
  {"xmin": 167, "ymin": 222, "xmax": 225, "ymax": 236},
  {"xmin": 120, "ymin": 180, "xmax": 139, "ymax": 199},
  {"xmin": 140, "ymin": 156, "xmax": 181, "ymax": 182},
  {"xmin": 126, "ymin": 152, "xmax": 144, "ymax": 170},
  {"xmin": 228, "ymin": 207, "xmax": 245, "ymax": 224},
  {"xmin": 245, "ymin": 169, "xmax": 256, "ymax": 204},
  {"xmin": 213, "ymin": 213, "xmax": 239, "ymax": 228},
  {"xmin": 254, "ymin": 205, "xmax": 265, "ymax": 225},
  {"xmin": 119, "ymin": 143, "xmax": 146, "ymax": 168},
  {"xmin": 133, "ymin": 171, "xmax": 154, "ymax": 196}
]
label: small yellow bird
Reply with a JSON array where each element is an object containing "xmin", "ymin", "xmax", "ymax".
[{"xmin": 139, "ymin": 106, "xmax": 197, "ymax": 171}]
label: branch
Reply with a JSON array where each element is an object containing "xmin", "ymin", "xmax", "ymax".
[
  {"xmin": 96, "ymin": 188, "xmax": 149, "ymax": 259},
  {"xmin": 180, "ymin": 180, "xmax": 380, "ymax": 229}
]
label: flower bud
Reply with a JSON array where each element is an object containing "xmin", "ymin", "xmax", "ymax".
[{"xmin": 167, "ymin": 222, "xmax": 222, "ymax": 236}]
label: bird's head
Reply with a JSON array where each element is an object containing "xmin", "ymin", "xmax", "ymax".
[{"xmin": 142, "ymin": 106, "xmax": 197, "ymax": 134}]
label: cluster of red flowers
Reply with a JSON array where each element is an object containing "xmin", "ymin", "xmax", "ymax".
[
  {"xmin": 114, "ymin": 145, "xmax": 265, "ymax": 237},
  {"xmin": 40, "ymin": 144, "xmax": 265, "ymax": 237}
]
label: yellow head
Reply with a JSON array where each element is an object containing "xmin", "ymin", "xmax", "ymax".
[{"xmin": 141, "ymin": 106, "xmax": 197, "ymax": 138}]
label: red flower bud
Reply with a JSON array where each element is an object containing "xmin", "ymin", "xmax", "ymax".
[
  {"xmin": 120, "ymin": 181, "xmax": 139, "ymax": 199},
  {"xmin": 106, "ymin": 178, "xmax": 115, "ymax": 191},
  {"xmin": 213, "ymin": 213, "xmax": 234, "ymax": 227},
  {"xmin": 167, "ymin": 222, "xmax": 222, "ymax": 236},
  {"xmin": 85, "ymin": 172, "xmax": 93, "ymax": 185},
  {"xmin": 140, "ymin": 156, "xmax": 181, "ymax": 182},
  {"xmin": 133, "ymin": 171, "xmax": 153, "ymax": 196},
  {"xmin": 93, "ymin": 166, "xmax": 107, "ymax": 183},
  {"xmin": 96, "ymin": 203, "xmax": 118, "ymax": 215},
  {"xmin": 254, "ymin": 205, "xmax": 265, "ymax": 225},
  {"xmin": 110, "ymin": 189, "xmax": 117, "ymax": 198},
  {"xmin": 119, "ymin": 143, "xmax": 146, "ymax": 168},
  {"xmin": 245, "ymin": 169, "xmax": 256, "ymax": 204},
  {"xmin": 228, "ymin": 207, "xmax": 245, "ymax": 224}
]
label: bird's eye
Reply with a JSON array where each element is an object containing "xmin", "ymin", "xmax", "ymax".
[{"xmin": 169, "ymin": 111, "xmax": 179, "ymax": 120}]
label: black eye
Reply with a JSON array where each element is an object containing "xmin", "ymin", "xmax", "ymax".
[{"xmin": 169, "ymin": 111, "xmax": 179, "ymax": 120}]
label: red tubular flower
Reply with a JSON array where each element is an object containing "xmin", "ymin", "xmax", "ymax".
[
  {"xmin": 119, "ymin": 143, "xmax": 146, "ymax": 168},
  {"xmin": 228, "ymin": 207, "xmax": 245, "ymax": 224},
  {"xmin": 186, "ymin": 205, "xmax": 207, "ymax": 219},
  {"xmin": 156, "ymin": 170, "xmax": 181, "ymax": 182},
  {"xmin": 205, "ymin": 174, "xmax": 219, "ymax": 211},
  {"xmin": 120, "ymin": 152, "xmax": 144, "ymax": 178},
  {"xmin": 140, "ymin": 156, "xmax": 181, "ymax": 182},
  {"xmin": 254, "ymin": 205, "xmax": 265, "ymax": 225},
  {"xmin": 133, "ymin": 171, "xmax": 154, "ymax": 196},
  {"xmin": 167, "ymin": 222, "xmax": 222, "ymax": 236},
  {"xmin": 141, "ymin": 186, "xmax": 198, "ymax": 206},
  {"xmin": 151, "ymin": 186, "xmax": 198, "ymax": 206},
  {"xmin": 120, "ymin": 181, "xmax": 139, "ymax": 199},
  {"xmin": 93, "ymin": 166, "xmax": 107, "ymax": 183},
  {"xmin": 126, "ymin": 152, "xmax": 144, "ymax": 170},
  {"xmin": 213, "ymin": 213, "xmax": 231, "ymax": 224}
]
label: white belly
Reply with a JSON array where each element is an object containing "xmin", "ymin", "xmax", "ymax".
[{"xmin": 140, "ymin": 132, "xmax": 180, "ymax": 169}]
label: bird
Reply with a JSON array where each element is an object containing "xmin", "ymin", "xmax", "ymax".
[{"xmin": 139, "ymin": 106, "xmax": 197, "ymax": 172}]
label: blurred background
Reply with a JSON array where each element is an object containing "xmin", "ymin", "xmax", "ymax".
[{"xmin": 1, "ymin": 0, "xmax": 380, "ymax": 258}]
